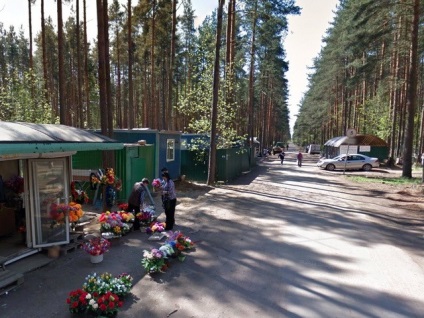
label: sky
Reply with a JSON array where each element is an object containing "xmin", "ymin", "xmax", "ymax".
[{"xmin": 0, "ymin": 0, "xmax": 338, "ymax": 133}]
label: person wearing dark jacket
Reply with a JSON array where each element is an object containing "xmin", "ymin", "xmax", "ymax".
[
  {"xmin": 160, "ymin": 172, "xmax": 177, "ymax": 231},
  {"xmin": 127, "ymin": 178, "xmax": 150, "ymax": 230},
  {"xmin": 278, "ymin": 152, "xmax": 285, "ymax": 165}
]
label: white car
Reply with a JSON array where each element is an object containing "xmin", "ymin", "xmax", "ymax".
[{"xmin": 316, "ymin": 154, "xmax": 380, "ymax": 171}]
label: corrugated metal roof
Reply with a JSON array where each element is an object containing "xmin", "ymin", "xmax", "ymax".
[
  {"xmin": 0, "ymin": 122, "xmax": 123, "ymax": 155},
  {"xmin": 324, "ymin": 135, "xmax": 388, "ymax": 147}
]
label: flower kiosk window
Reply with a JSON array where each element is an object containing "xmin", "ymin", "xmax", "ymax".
[{"xmin": 0, "ymin": 122, "xmax": 123, "ymax": 269}]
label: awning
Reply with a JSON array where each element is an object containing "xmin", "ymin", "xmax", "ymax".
[
  {"xmin": 0, "ymin": 122, "xmax": 123, "ymax": 156},
  {"xmin": 324, "ymin": 135, "xmax": 388, "ymax": 147}
]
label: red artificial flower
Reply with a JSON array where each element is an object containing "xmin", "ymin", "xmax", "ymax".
[
  {"xmin": 66, "ymin": 298, "xmax": 70, "ymax": 304},
  {"xmin": 100, "ymin": 304, "xmax": 107, "ymax": 311},
  {"xmin": 109, "ymin": 302, "xmax": 115, "ymax": 309},
  {"xmin": 72, "ymin": 301, "xmax": 79, "ymax": 308},
  {"xmin": 118, "ymin": 301, "xmax": 124, "ymax": 308}
]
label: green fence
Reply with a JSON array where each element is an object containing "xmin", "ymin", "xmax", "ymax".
[{"xmin": 181, "ymin": 147, "xmax": 254, "ymax": 183}]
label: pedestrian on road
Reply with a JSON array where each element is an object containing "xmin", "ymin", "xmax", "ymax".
[
  {"xmin": 297, "ymin": 151, "xmax": 303, "ymax": 167},
  {"xmin": 127, "ymin": 178, "xmax": 153, "ymax": 230},
  {"xmin": 278, "ymin": 152, "xmax": 285, "ymax": 165},
  {"xmin": 160, "ymin": 172, "xmax": 177, "ymax": 231}
]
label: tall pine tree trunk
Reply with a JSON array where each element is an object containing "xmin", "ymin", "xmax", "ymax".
[
  {"xmin": 83, "ymin": 0, "xmax": 91, "ymax": 127},
  {"xmin": 57, "ymin": 0, "xmax": 67, "ymax": 124},
  {"xmin": 128, "ymin": 0, "xmax": 134, "ymax": 128},
  {"xmin": 402, "ymin": 0, "xmax": 420, "ymax": 178},
  {"xmin": 207, "ymin": 0, "xmax": 225, "ymax": 185}
]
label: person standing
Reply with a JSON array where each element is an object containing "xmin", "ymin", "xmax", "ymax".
[
  {"xmin": 126, "ymin": 178, "xmax": 151, "ymax": 230},
  {"xmin": 160, "ymin": 172, "xmax": 177, "ymax": 231},
  {"xmin": 297, "ymin": 151, "xmax": 303, "ymax": 167},
  {"xmin": 278, "ymin": 152, "xmax": 285, "ymax": 165}
]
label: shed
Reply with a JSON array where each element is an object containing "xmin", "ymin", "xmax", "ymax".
[
  {"xmin": 0, "ymin": 122, "xmax": 123, "ymax": 268},
  {"xmin": 110, "ymin": 129, "xmax": 181, "ymax": 179},
  {"xmin": 323, "ymin": 134, "xmax": 389, "ymax": 161}
]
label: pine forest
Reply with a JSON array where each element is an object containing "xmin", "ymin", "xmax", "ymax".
[
  {"xmin": 0, "ymin": 0, "xmax": 299, "ymax": 152},
  {"xmin": 293, "ymin": 0, "xmax": 423, "ymax": 177}
]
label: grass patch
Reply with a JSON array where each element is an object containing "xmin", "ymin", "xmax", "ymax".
[{"xmin": 347, "ymin": 175, "xmax": 422, "ymax": 186}]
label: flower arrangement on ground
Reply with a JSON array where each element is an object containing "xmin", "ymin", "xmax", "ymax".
[
  {"xmin": 70, "ymin": 181, "xmax": 89, "ymax": 204},
  {"xmin": 66, "ymin": 289, "xmax": 90, "ymax": 314},
  {"xmin": 141, "ymin": 248, "xmax": 169, "ymax": 273},
  {"xmin": 66, "ymin": 272, "xmax": 132, "ymax": 316},
  {"xmin": 136, "ymin": 209, "xmax": 155, "ymax": 224},
  {"xmin": 99, "ymin": 211, "xmax": 130, "ymax": 236},
  {"xmin": 118, "ymin": 211, "xmax": 135, "ymax": 223},
  {"xmin": 88, "ymin": 291, "xmax": 122, "ymax": 317},
  {"xmin": 145, "ymin": 221, "xmax": 166, "ymax": 234},
  {"xmin": 67, "ymin": 289, "xmax": 123, "ymax": 317},
  {"xmin": 83, "ymin": 272, "xmax": 133, "ymax": 298},
  {"xmin": 82, "ymin": 237, "xmax": 111, "ymax": 256},
  {"xmin": 169, "ymin": 231, "xmax": 195, "ymax": 251}
]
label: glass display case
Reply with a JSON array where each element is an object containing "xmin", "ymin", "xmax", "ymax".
[{"xmin": 30, "ymin": 158, "xmax": 69, "ymax": 247}]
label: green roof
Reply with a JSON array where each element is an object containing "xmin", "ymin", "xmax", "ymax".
[{"xmin": 0, "ymin": 122, "xmax": 123, "ymax": 156}]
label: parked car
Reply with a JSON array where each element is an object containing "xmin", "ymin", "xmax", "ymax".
[
  {"xmin": 272, "ymin": 142, "xmax": 285, "ymax": 155},
  {"xmin": 316, "ymin": 154, "xmax": 380, "ymax": 171}
]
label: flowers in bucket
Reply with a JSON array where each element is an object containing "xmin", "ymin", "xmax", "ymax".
[
  {"xmin": 141, "ymin": 248, "xmax": 169, "ymax": 273},
  {"xmin": 145, "ymin": 221, "xmax": 166, "ymax": 234},
  {"xmin": 99, "ymin": 211, "xmax": 130, "ymax": 236},
  {"xmin": 82, "ymin": 237, "xmax": 111, "ymax": 256},
  {"xmin": 83, "ymin": 272, "xmax": 133, "ymax": 298}
]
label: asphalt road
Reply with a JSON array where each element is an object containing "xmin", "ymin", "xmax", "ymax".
[{"xmin": 1, "ymin": 154, "xmax": 424, "ymax": 317}]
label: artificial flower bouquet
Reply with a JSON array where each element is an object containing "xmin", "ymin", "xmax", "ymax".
[
  {"xmin": 82, "ymin": 237, "xmax": 111, "ymax": 256},
  {"xmin": 152, "ymin": 178, "xmax": 162, "ymax": 189},
  {"xmin": 4, "ymin": 175, "xmax": 24, "ymax": 194},
  {"xmin": 49, "ymin": 203, "xmax": 68, "ymax": 228},
  {"xmin": 145, "ymin": 221, "xmax": 166, "ymax": 234},
  {"xmin": 67, "ymin": 289, "xmax": 123, "ymax": 317},
  {"xmin": 88, "ymin": 291, "xmax": 122, "ymax": 317},
  {"xmin": 70, "ymin": 181, "xmax": 89, "ymax": 204},
  {"xmin": 83, "ymin": 272, "xmax": 133, "ymax": 298},
  {"xmin": 117, "ymin": 202, "xmax": 128, "ymax": 211},
  {"xmin": 118, "ymin": 211, "xmax": 135, "ymax": 223},
  {"xmin": 66, "ymin": 289, "xmax": 90, "ymax": 314},
  {"xmin": 141, "ymin": 248, "xmax": 169, "ymax": 273},
  {"xmin": 136, "ymin": 208, "xmax": 155, "ymax": 224},
  {"xmin": 99, "ymin": 211, "xmax": 130, "ymax": 236},
  {"xmin": 68, "ymin": 201, "xmax": 84, "ymax": 224},
  {"xmin": 166, "ymin": 231, "xmax": 195, "ymax": 251}
]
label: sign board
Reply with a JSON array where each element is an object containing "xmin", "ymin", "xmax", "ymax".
[
  {"xmin": 346, "ymin": 128, "xmax": 357, "ymax": 137},
  {"xmin": 339, "ymin": 145, "xmax": 358, "ymax": 154},
  {"xmin": 359, "ymin": 145, "xmax": 371, "ymax": 152}
]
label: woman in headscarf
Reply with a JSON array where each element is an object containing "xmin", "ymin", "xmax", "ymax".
[{"xmin": 160, "ymin": 172, "xmax": 177, "ymax": 231}]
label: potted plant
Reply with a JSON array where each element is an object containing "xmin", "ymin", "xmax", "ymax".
[{"xmin": 82, "ymin": 237, "xmax": 111, "ymax": 263}]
